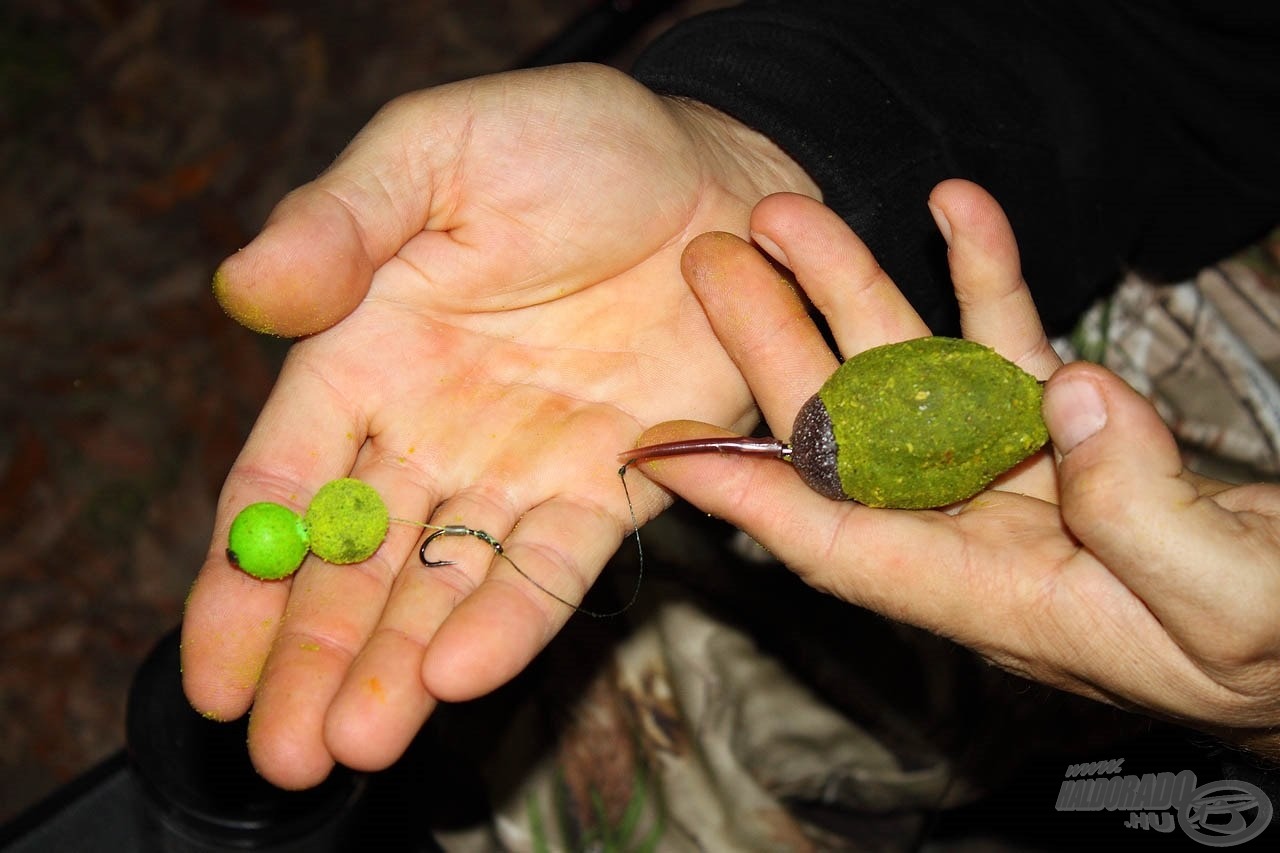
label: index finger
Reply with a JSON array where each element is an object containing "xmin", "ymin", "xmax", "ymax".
[
  {"xmin": 679, "ymin": 231, "xmax": 838, "ymax": 436},
  {"xmin": 181, "ymin": 348, "xmax": 370, "ymax": 721}
]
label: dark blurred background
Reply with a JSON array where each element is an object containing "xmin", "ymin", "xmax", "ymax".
[{"xmin": 0, "ymin": 0, "xmax": 731, "ymax": 825}]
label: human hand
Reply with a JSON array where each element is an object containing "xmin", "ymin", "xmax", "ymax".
[
  {"xmin": 633, "ymin": 180, "xmax": 1280, "ymax": 757},
  {"xmin": 182, "ymin": 63, "xmax": 818, "ymax": 788}
]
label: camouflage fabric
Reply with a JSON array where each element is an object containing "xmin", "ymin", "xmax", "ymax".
[{"xmin": 1060, "ymin": 227, "xmax": 1280, "ymax": 481}]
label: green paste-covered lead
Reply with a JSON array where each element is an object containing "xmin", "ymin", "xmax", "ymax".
[{"xmin": 818, "ymin": 337, "xmax": 1047, "ymax": 508}]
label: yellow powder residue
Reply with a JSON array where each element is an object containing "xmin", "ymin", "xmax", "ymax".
[
  {"xmin": 212, "ymin": 266, "xmax": 279, "ymax": 337},
  {"xmin": 230, "ymin": 656, "xmax": 265, "ymax": 692}
]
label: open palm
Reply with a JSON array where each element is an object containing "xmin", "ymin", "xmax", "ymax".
[{"xmin": 182, "ymin": 63, "xmax": 817, "ymax": 788}]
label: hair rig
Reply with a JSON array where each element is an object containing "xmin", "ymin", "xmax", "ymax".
[{"xmin": 226, "ymin": 476, "xmax": 644, "ymax": 618}]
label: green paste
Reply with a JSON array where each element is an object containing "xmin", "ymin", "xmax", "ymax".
[{"xmin": 819, "ymin": 337, "xmax": 1048, "ymax": 508}]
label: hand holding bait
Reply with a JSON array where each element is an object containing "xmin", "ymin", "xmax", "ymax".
[{"xmin": 622, "ymin": 337, "xmax": 1048, "ymax": 509}]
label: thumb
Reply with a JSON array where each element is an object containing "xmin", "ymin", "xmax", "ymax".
[
  {"xmin": 1042, "ymin": 363, "xmax": 1244, "ymax": 633},
  {"xmin": 629, "ymin": 420, "xmax": 874, "ymax": 595},
  {"xmin": 629, "ymin": 420, "xmax": 836, "ymax": 559},
  {"xmin": 213, "ymin": 183, "xmax": 384, "ymax": 335},
  {"xmin": 631, "ymin": 420, "xmax": 999, "ymax": 632},
  {"xmin": 214, "ymin": 95, "xmax": 447, "ymax": 337},
  {"xmin": 1042, "ymin": 362, "xmax": 1186, "ymax": 560},
  {"xmin": 214, "ymin": 187, "xmax": 378, "ymax": 337}
]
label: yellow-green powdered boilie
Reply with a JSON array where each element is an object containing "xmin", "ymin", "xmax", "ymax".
[
  {"xmin": 226, "ymin": 502, "xmax": 310, "ymax": 580},
  {"xmin": 804, "ymin": 337, "xmax": 1047, "ymax": 508},
  {"xmin": 303, "ymin": 477, "xmax": 389, "ymax": 564}
]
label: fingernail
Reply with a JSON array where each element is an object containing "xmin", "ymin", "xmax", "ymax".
[
  {"xmin": 927, "ymin": 202, "xmax": 953, "ymax": 246},
  {"xmin": 750, "ymin": 231, "xmax": 790, "ymax": 268},
  {"xmin": 1043, "ymin": 377, "xmax": 1107, "ymax": 453}
]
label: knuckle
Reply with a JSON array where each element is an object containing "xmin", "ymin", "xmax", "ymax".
[{"xmin": 1059, "ymin": 462, "xmax": 1133, "ymax": 541}]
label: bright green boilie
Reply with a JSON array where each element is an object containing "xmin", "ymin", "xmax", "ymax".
[
  {"xmin": 303, "ymin": 477, "xmax": 389, "ymax": 564},
  {"xmin": 226, "ymin": 502, "xmax": 310, "ymax": 580},
  {"xmin": 818, "ymin": 337, "xmax": 1048, "ymax": 508}
]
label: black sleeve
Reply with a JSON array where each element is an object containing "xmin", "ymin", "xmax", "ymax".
[{"xmin": 632, "ymin": 0, "xmax": 1280, "ymax": 335}]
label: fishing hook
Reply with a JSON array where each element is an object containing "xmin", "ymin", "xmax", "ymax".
[
  {"xmin": 419, "ymin": 524, "xmax": 504, "ymax": 567},
  {"xmin": 415, "ymin": 489, "xmax": 643, "ymax": 619}
]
